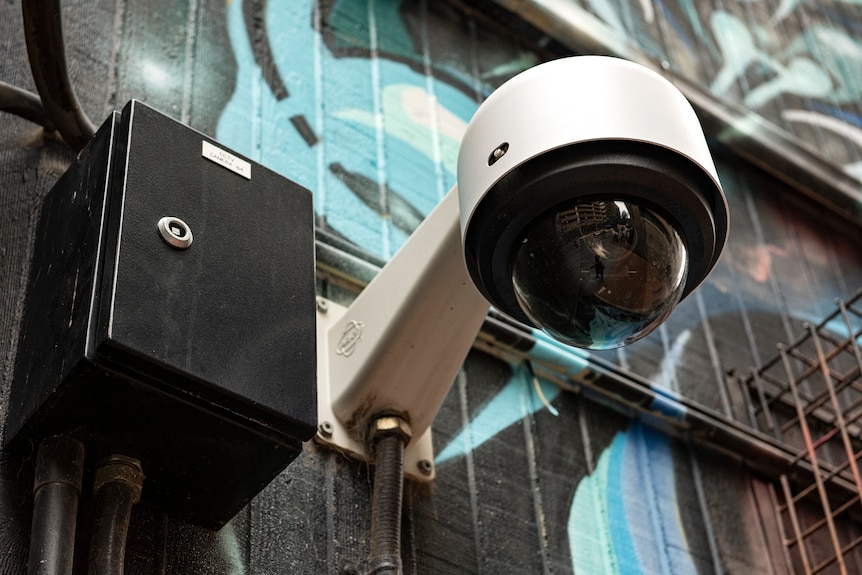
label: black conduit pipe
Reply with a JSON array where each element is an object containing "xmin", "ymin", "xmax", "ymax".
[
  {"xmin": 21, "ymin": 0, "xmax": 96, "ymax": 151},
  {"xmin": 368, "ymin": 416, "xmax": 411, "ymax": 575},
  {"xmin": 87, "ymin": 455, "xmax": 144, "ymax": 575},
  {"xmin": 28, "ymin": 436, "xmax": 85, "ymax": 575},
  {"xmin": 0, "ymin": 81, "xmax": 54, "ymax": 129}
]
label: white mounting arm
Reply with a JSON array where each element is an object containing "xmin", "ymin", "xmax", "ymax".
[{"xmin": 315, "ymin": 187, "xmax": 490, "ymax": 480}]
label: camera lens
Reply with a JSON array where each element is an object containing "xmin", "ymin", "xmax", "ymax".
[
  {"xmin": 511, "ymin": 199, "xmax": 688, "ymax": 350},
  {"xmin": 461, "ymin": 141, "xmax": 725, "ymax": 352}
]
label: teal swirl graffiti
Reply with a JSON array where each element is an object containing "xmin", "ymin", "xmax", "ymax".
[{"xmin": 214, "ymin": 2, "xmax": 830, "ymax": 573}]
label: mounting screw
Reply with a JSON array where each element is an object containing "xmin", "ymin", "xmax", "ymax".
[
  {"xmin": 316, "ymin": 298, "xmax": 329, "ymax": 314},
  {"xmin": 157, "ymin": 216, "xmax": 193, "ymax": 249},
  {"xmin": 417, "ymin": 459, "xmax": 433, "ymax": 476},
  {"xmin": 487, "ymin": 142, "xmax": 509, "ymax": 166},
  {"xmin": 319, "ymin": 421, "xmax": 334, "ymax": 438}
]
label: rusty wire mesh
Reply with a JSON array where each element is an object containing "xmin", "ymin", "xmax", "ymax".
[{"xmin": 737, "ymin": 291, "xmax": 862, "ymax": 574}]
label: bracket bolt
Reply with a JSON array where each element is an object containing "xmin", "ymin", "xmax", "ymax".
[
  {"xmin": 319, "ymin": 421, "xmax": 334, "ymax": 438},
  {"xmin": 369, "ymin": 415, "xmax": 412, "ymax": 445},
  {"xmin": 418, "ymin": 459, "xmax": 433, "ymax": 476},
  {"xmin": 316, "ymin": 298, "xmax": 329, "ymax": 313}
]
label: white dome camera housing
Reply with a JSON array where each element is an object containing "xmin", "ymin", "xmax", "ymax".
[{"xmin": 458, "ymin": 56, "xmax": 728, "ymax": 350}]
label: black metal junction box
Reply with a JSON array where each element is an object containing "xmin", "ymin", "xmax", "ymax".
[{"xmin": 5, "ymin": 100, "xmax": 317, "ymax": 529}]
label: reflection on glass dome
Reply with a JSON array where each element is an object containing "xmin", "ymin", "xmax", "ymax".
[{"xmin": 511, "ymin": 199, "xmax": 688, "ymax": 350}]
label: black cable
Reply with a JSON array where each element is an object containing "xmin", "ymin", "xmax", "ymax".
[
  {"xmin": 0, "ymin": 81, "xmax": 54, "ymax": 129},
  {"xmin": 87, "ymin": 456, "xmax": 144, "ymax": 575},
  {"xmin": 21, "ymin": 0, "xmax": 96, "ymax": 151},
  {"xmin": 368, "ymin": 422, "xmax": 409, "ymax": 575},
  {"xmin": 27, "ymin": 436, "xmax": 85, "ymax": 575}
]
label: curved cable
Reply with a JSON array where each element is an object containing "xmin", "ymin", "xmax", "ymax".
[
  {"xmin": 22, "ymin": 0, "xmax": 96, "ymax": 151},
  {"xmin": 0, "ymin": 81, "xmax": 54, "ymax": 129},
  {"xmin": 27, "ymin": 436, "xmax": 85, "ymax": 575},
  {"xmin": 87, "ymin": 456, "xmax": 144, "ymax": 575}
]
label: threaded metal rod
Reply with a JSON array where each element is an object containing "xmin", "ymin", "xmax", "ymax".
[{"xmin": 368, "ymin": 419, "xmax": 409, "ymax": 575}]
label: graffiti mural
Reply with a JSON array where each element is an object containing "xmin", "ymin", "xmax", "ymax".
[
  {"xmin": 213, "ymin": 0, "xmax": 862, "ymax": 394},
  {"xmin": 200, "ymin": 0, "xmax": 862, "ymax": 572},
  {"xmin": 217, "ymin": 0, "xmax": 477, "ymax": 259},
  {"xmin": 3, "ymin": 0, "xmax": 862, "ymax": 572},
  {"xmin": 211, "ymin": 2, "xmax": 833, "ymax": 572},
  {"xmin": 569, "ymin": 0, "xmax": 862, "ymax": 183}
]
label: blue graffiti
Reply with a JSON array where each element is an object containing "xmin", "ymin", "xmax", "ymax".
[
  {"xmin": 217, "ymin": 0, "xmax": 477, "ymax": 259},
  {"xmin": 575, "ymin": 0, "xmax": 862, "ymax": 187},
  {"xmin": 569, "ymin": 422, "xmax": 695, "ymax": 574},
  {"xmin": 784, "ymin": 26, "xmax": 862, "ymax": 104},
  {"xmin": 435, "ymin": 363, "xmax": 561, "ymax": 465}
]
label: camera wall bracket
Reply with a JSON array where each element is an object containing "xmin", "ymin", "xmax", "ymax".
[
  {"xmin": 315, "ymin": 298, "xmax": 437, "ymax": 480},
  {"xmin": 314, "ymin": 188, "xmax": 490, "ymax": 481}
]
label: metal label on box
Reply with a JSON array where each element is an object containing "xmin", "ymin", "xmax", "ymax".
[{"xmin": 202, "ymin": 140, "xmax": 251, "ymax": 179}]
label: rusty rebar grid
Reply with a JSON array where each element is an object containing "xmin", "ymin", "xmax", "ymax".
[
  {"xmin": 740, "ymin": 292, "xmax": 862, "ymax": 453},
  {"xmin": 738, "ymin": 290, "xmax": 862, "ymax": 574}
]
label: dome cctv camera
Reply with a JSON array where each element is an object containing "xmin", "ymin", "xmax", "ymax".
[
  {"xmin": 313, "ymin": 56, "xmax": 726, "ymax": 469},
  {"xmin": 458, "ymin": 56, "xmax": 728, "ymax": 350}
]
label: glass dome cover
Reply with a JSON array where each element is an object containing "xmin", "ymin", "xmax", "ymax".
[{"xmin": 511, "ymin": 198, "xmax": 688, "ymax": 349}]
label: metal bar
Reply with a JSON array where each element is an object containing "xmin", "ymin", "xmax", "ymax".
[
  {"xmin": 780, "ymin": 474, "xmax": 813, "ymax": 575},
  {"xmin": 840, "ymin": 534, "xmax": 862, "ymax": 557},
  {"xmin": 748, "ymin": 292, "xmax": 862, "ymax": 411},
  {"xmin": 796, "ymin": 495, "xmax": 861, "ymax": 541},
  {"xmin": 779, "ymin": 371, "xmax": 851, "ymax": 435},
  {"xmin": 738, "ymin": 369, "xmax": 760, "ymax": 431},
  {"xmin": 841, "ymin": 403, "xmax": 862, "ymax": 432},
  {"xmin": 811, "ymin": 552, "xmax": 840, "ymax": 574},
  {"xmin": 785, "ymin": 345, "xmax": 854, "ymax": 393},
  {"xmin": 808, "ymin": 324, "xmax": 862, "ymax": 507},
  {"xmin": 788, "ymin": 449, "xmax": 862, "ymax": 505},
  {"xmin": 770, "ymin": 481, "xmax": 798, "ymax": 574},
  {"xmin": 838, "ymin": 297, "xmax": 862, "ymax": 399},
  {"xmin": 790, "ymin": 426, "xmax": 840, "ymax": 466},
  {"xmin": 843, "ymin": 397, "xmax": 862, "ymax": 441},
  {"xmin": 809, "ymin": 532, "xmax": 862, "ymax": 575},
  {"xmin": 780, "ymin": 346, "xmax": 848, "ymax": 574},
  {"xmin": 752, "ymin": 368, "xmax": 781, "ymax": 440},
  {"xmin": 743, "ymin": 347, "xmax": 859, "ymax": 421},
  {"xmin": 757, "ymin": 370, "xmax": 830, "ymax": 424},
  {"xmin": 758, "ymin": 371, "xmax": 797, "ymax": 404},
  {"xmin": 743, "ymin": 291, "xmax": 862, "ymax": 388}
]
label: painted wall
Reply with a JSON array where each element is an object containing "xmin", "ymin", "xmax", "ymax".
[
  {"xmin": 566, "ymin": 0, "xmax": 862, "ymax": 184},
  {"xmin": 1, "ymin": 0, "xmax": 862, "ymax": 573}
]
